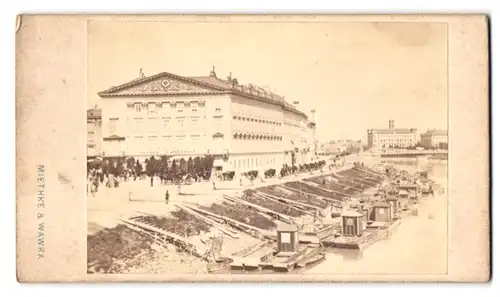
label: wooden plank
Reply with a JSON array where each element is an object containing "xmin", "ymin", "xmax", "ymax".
[
  {"xmin": 332, "ymin": 174, "xmax": 368, "ymax": 186},
  {"xmin": 350, "ymin": 176, "xmax": 379, "ymax": 185},
  {"xmin": 120, "ymin": 220, "xmax": 170, "ymax": 249},
  {"xmin": 296, "ymin": 247, "xmax": 325, "ymax": 268},
  {"xmin": 304, "ymin": 179, "xmax": 356, "ymax": 198},
  {"xmin": 175, "ymin": 204, "xmax": 238, "ymax": 236},
  {"xmin": 175, "ymin": 204, "xmax": 239, "ymax": 239},
  {"xmin": 182, "ymin": 204, "xmax": 274, "ymax": 238},
  {"xmin": 299, "ymin": 180, "xmax": 351, "ymax": 200},
  {"xmin": 121, "ymin": 218, "xmax": 189, "ymax": 244},
  {"xmin": 232, "ymin": 241, "xmax": 272, "ymax": 258},
  {"xmin": 253, "ymin": 192, "xmax": 315, "ymax": 216},
  {"xmin": 279, "ymin": 184, "xmax": 342, "ymax": 206},
  {"xmin": 337, "ymin": 171, "xmax": 379, "ymax": 184},
  {"xmin": 353, "ymin": 167, "xmax": 384, "ymax": 178},
  {"xmin": 120, "ymin": 218, "xmax": 202, "ymax": 258},
  {"xmin": 255, "ymin": 191, "xmax": 322, "ymax": 212},
  {"xmin": 222, "ymin": 194, "xmax": 295, "ymax": 225},
  {"xmin": 330, "ymin": 175, "xmax": 366, "ymax": 192}
]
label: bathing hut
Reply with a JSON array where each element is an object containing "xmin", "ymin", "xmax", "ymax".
[
  {"xmin": 276, "ymin": 223, "xmax": 299, "ymax": 253},
  {"xmin": 341, "ymin": 210, "xmax": 364, "ymax": 237},
  {"xmin": 398, "ymin": 184, "xmax": 420, "ymax": 200},
  {"xmin": 371, "ymin": 202, "xmax": 393, "ymax": 222},
  {"xmin": 385, "ymin": 196, "xmax": 399, "ymax": 216},
  {"xmin": 398, "ymin": 189, "xmax": 409, "ymax": 199}
]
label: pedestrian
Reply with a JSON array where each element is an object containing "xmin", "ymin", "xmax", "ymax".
[
  {"xmin": 212, "ymin": 181, "xmax": 216, "ymax": 190},
  {"xmin": 150, "ymin": 174, "xmax": 154, "ymax": 187},
  {"xmin": 165, "ymin": 190, "xmax": 169, "ymax": 204}
]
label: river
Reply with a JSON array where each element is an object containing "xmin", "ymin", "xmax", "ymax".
[{"xmin": 305, "ymin": 159, "xmax": 448, "ymax": 275}]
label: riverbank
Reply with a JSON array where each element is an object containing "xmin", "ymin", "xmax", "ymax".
[
  {"xmin": 87, "ymin": 159, "xmax": 445, "ymax": 275},
  {"xmin": 88, "ymin": 164, "xmax": 364, "ymax": 274}
]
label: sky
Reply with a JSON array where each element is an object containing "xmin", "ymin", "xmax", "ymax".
[{"xmin": 87, "ymin": 21, "xmax": 448, "ymax": 142}]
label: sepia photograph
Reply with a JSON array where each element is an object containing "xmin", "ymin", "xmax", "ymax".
[
  {"xmin": 85, "ymin": 20, "xmax": 450, "ymax": 276},
  {"xmin": 15, "ymin": 14, "xmax": 489, "ymax": 283}
]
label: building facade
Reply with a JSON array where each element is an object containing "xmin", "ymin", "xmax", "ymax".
[
  {"xmin": 87, "ymin": 107, "xmax": 102, "ymax": 158},
  {"xmin": 420, "ymin": 129, "xmax": 448, "ymax": 148},
  {"xmin": 320, "ymin": 140, "xmax": 363, "ymax": 155},
  {"xmin": 367, "ymin": 120, "xmax": 418, "ymax": 150},
  {"xmin": 97, "ymin": 69, "xmax": 316, "ymax": 173}
]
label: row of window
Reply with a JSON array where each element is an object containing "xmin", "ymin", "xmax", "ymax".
[
  {"xmin": 233, "ymin": 133, "xmax": 282, "ymax": 141},
  {"xmin": 376, "ymin": 135, "xmax": 414, "ymax": 139},
  {"xmin": 133, "ymin": 102, "xmax": 223, "ymax": 115},
  {"xmin": 231, "ymin": 157, "xmax": 280, "ymax": 170},
  {"xmin": 376, "ymin": 139, "xmax": 414, "ymax": 143},
  {"xmin": 233, "ymin": 116, "xmax": 282, "ymax": 126},
  {"xmin": 129, "ymin": 149, "xmax": 197, "ymax": 156}
]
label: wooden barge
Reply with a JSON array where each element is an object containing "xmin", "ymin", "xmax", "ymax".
[
  {"xmin": 320, "ymin": 197, "xmax": 403, "ymax": 250},
  {"xmin": 227, "ymin": 224, "xmax": 326, "ymax": 272}
]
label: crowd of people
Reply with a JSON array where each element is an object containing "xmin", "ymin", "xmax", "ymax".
[
  {"xmin": 86, "ymin": 155, "xmax": 331, "ymax": 197},
  {"xmin": 86, "ymin": 155, "xmax": 216, "ymax": 196}
]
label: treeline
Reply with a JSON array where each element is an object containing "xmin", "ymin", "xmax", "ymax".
[
  {"xmin": 88, "ymin": 156, "xmax": 328, "ymax": 183},
  {"xmin": 88, "ymin": 155, "xmax": 215, "ymax": 181},
  {"xmin": 217, "ymin": 160, "xmax": 327, "ymax": 182}
]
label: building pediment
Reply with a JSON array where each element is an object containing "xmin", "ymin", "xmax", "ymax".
[{"xmin": 98, "ymin": 72, "xmax": 226, "ymax": 97}]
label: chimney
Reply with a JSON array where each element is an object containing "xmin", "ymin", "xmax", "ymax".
[
  {"xmin": 389, "ymin": 120, "xmax": 395, "ymax": 130},
  {"xmin": 209, "ymin": 65, "xmax": 217, "ymax": 78},
  {"xmin": 227, "ymin": 72, "xmax": 232, "ymax": 82}
]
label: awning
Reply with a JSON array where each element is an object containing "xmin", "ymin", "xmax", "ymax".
[{"xmin": 103, "ymin": 135, "xmax": 125, "ymax": 141}]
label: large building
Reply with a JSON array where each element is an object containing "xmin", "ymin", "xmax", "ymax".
[
  {"xmin": 367, "ymin": 120, "xmax": 418, "ymax": 150},
  {"xmin": 87, "ymin": 107, "xmax": 102, "ymax": 158},
  {"xmin": 96, "ymin": 68, "xmax": 317, "ymax": 173},
  {"xmin": 420, "ymin": 129, "xmax": 448, "ymax": 148}
]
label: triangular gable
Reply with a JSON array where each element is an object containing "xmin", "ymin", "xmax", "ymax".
[{"xmin": 98, "ymin": 72, "xmax": 226, "ymax": 97}]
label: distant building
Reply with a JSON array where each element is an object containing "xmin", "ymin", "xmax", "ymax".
[
  {"xmin": 320, "ymin": 139, "xmax": 363, "ymax": 155},
  {"xmin": 420, "ymin": 129, "xmax": 448, "ymax": 149},
  {"xmin": 87, "ymin": 107, "xmax": 103, "ymax": 158},
  {"xmin": 367, "ymin": 120, "xmax": 418, "ymax": 150},
  {"xmin": 96, "ymin": 68, "xmax": 316, "ymax": 173}
]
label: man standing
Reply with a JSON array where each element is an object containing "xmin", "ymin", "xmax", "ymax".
[
  {"xmin": 150, "ymin": 174, "xmax": 154, "ymax": 187},
  {"xmin": 165, "ymin": 190, "xmax": 169, "ymax": 204}
]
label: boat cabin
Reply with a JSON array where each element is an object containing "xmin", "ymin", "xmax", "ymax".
[
  {"xmin": 398, "ymin": 184, "xmax": 420, "ymax": 199},
  {"xmin": 341, "ymin": 210, "xmax": 364, "ymax": 237},
  {"xmin": 398, "ymin": 189, "xmax": 409, "ymax": 198},
  {"xmin": 276, "ymin": 223, "xmax": 299, "ymax": 253},
  {"xmin": 385, "ymin": 196, "xmax": 400, "ymax": 215},
  {"xmin": 371, "ymin": 202, "xmax": 393, "ymax": 222}
]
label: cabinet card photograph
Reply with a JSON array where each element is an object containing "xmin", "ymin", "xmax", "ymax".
[{"xmin": 15, "ymin": 14, "xmax": 490, "ymax": 282}]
